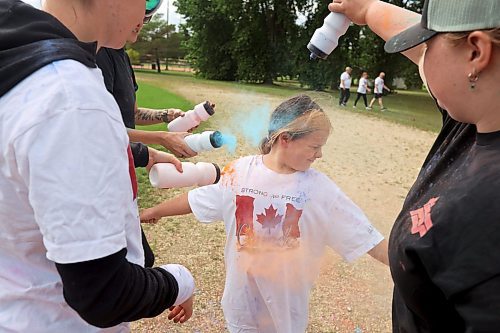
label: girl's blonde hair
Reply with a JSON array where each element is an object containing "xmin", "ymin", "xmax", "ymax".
[
  {"xmin": 444, "ymin": 28, "xmax": 500, "ymax": 47},
  {"xmin": 259, "ymin": 95, "xmax": 332, "ymax": 154}
]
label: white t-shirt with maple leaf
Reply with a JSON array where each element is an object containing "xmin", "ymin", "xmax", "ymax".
[{"xmin": 188, "ymin": 155, "xmax": 384, "ymax": 333}]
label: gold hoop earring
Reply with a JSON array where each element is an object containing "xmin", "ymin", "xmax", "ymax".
[{"xmin": 468, "ymin": 71, "xmax": 479, "ymax": 90}]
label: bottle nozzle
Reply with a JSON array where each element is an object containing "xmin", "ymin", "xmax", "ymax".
[
  {"xmin": 203, "ymin": 101, "xmax": 215, "ymax": 115},
  {"xmin": 209, "ymin": 131, "xmax": 224, "ymax": 148}
]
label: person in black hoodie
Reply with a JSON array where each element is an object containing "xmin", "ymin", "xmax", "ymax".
[
  {"xmin": 0, "ymin": 0, "xmax": 195, "ymax": 332},
  {"xmin": 329, "ymin": 0, "xmax": 500, "ymax": 332}
]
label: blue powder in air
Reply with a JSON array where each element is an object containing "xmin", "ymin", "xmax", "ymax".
[
  {"xmin": 238, "ymin": 104, "xmax": 270, "ymax": 147},
  {"xmin": 213, "ymin": 103, "xmax": 272, "ymax": 155},
  {"xmin": 220, "ymin": 133, "xmax": 238, "ymax": 154}
]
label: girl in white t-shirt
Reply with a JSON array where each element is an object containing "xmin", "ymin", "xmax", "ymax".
[{"xmin": 141, "ymin": 94, "xmax": 388, "ymax": 333}]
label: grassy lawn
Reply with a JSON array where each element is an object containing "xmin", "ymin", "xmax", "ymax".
[
  {"xmin": 355, "ymin": 90, "xmax": 441, "ymax": 132},
  {"xmin": 135, "ymin": 69, "xmax": 307, "ymax": 98},
  {"xmin": 135, "ymin": 82, "xmax": 193, "ymax": 132},
  {"xmin": 136, "ymin": 70, "xmax": 442, "ymax": 133}
]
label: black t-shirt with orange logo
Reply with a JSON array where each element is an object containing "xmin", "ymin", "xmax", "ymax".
[{"xmin": 390, "ymin": 107, "xmax": 500, "ymax": 332}]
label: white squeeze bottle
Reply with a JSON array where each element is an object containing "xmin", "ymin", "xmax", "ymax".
[
  {"xmin": 167, "ymin": 101, "xmax": 215, "ymax": 132},
  {"xmin": 307, "ymin": 12, "xmax": 351, "ymax": 60},
  {"xmin": 149, "ymin": 162, "xmax": 221, "ymax": 189},
  {"xmin": 184, "ymin": 130, "xmax": 223, "ymax": 153}
]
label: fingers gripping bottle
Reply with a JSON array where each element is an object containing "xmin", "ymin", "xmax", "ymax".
[
  {"xmin": 184, "ymin": 131, "xmax": 223, "ymax": 153},
  {"xmin": 149, "ymin": 162, "xmax": 221, "ymax": 189},
  {"xmin": 307, "ymin": 12, "xmax": 351, "ymax": 60},
  {"xmin": 167, "ymin": 101, "xmax": 215, "ymax": 132}
]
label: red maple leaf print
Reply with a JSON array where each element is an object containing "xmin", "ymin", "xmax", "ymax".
[
  {"xmin": 256, "ymin": 205, "xmax": 283, "ymax": 233},
  {"xmin": 235, "ymin": 195, "xmax": 255, "ymax": 236},
  {"xmin": 282, "ymin": 203, "xmax": 303, "ymax": 239}
]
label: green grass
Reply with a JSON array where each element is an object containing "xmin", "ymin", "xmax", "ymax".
[
  {"xmin": 136, "ymin": 70, "xmax": 442, "ymax": 133},
  {"xmin": 135, "ymin": 69, "xmax": 306, "ymax": 98},
  {"xmin": 135, "ymin": 82, "xmax": 193, "ymax": 132},
  {"xmin": 354, "ymin": 90, "xmax": 441, "ymax": 132}
]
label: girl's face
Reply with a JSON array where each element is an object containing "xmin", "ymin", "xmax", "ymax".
[
  {"xmin": 281, "ymin": 130, "xmax": 329, "ymax": 172},
  {"xmin": 421, "ymin": 34, "xmax": 472, "ymax": 122}
]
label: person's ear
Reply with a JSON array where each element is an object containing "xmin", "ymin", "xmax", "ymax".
[
  {"xmin": 467, "ymin": 31, "xmax": 493, "ymax": 73},
  {"xmin": 278, "ymin": 132, "xmax": 292, "ymax": 147}
]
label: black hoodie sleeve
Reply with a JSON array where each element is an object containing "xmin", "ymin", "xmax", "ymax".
[
  {"xmin": 55, "ymin": 248, "xmax": 178, "ymax": 328},
  {"xmin": 130, "ymin": 142, "xmax": 149, "ymax": 168}
]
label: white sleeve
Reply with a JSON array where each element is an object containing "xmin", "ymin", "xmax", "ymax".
[
  {"xmin": 161, "ymin": 264, "xmax": 195, "ymax": 306},
  {"xmin": 188, "ymin": 182, "xmax": 224, "ymax": 223},
  {"xmin": 321, "ymin": 188, "xmax": 384, "ymax": 262},
  {"xmin": 15, "ymin": 109, "xmax": 132, "ymax": 264}
]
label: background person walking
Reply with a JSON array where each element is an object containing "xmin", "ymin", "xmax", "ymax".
[
  {"xmin": 368, "ymin": 72, "xmax": 391, "ymax": 111},
  {"xmin": 353, "ymin": 71, "xmax": 371, "ymax": 109},
  {"xmin": 338, "ymin": 66, "xmax": 353, "ymax": 106}
]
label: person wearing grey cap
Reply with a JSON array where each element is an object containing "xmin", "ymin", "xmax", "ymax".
[{"xmin": 329, "ymin": 0, "xmax": 500, "ymax": 332}]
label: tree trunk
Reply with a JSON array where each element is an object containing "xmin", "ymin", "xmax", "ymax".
[{"xmin": 155, "ymin": 48, "xmax": 161, "ymax": 73}]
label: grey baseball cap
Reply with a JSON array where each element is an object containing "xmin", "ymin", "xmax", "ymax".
[{"xmin": 385, "ymin": 0, "xmax": 500, "ymax": 53}]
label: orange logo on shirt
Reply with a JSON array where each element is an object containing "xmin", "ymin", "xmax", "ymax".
[{"xmin": 410, "ymin": 197, "xmax": 439, "ymax": 237}]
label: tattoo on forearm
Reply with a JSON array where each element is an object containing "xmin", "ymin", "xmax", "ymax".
[{"xmin": 137, "ymin": 108, "xmax": 169, "ymax": 122}]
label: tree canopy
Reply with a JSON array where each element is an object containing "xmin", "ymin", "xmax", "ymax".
[{"xmin": 133, "ymin": 1, "xmax": 425, "ymax": 89}]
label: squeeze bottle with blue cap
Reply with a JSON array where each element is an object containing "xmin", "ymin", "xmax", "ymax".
[
  {"xmin": 167, "ymin": 101, "xmax": 215, "ymax": 132},
  {"xmin": 307, "ymin": 12, "xmax": 350, "ymax": 60},
  {"xmin": 184, "ymin": 131, "xmax": 223, "ymax": 153}
]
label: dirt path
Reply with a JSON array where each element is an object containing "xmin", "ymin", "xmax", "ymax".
[{"xmin": 133, "ymin": 77, "xmax": 437, "ymax": 332}]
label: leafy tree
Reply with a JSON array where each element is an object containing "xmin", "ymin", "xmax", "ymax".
[
  {"xmin": 125, "ymin": 48, "xmax": 141, "ymax": 65},
  {"xmin": 175, "ymin": 0, "xmax": 237, "ymax": 80},
  {"xmin": 228, "ymin": 0, "xmax": 306, "ymax": 83},
  {"xmin": 174, "ymin": 0, "xmax": 425, "ymax": 88},
  {"xmin": 131, "ymin": 14, "xmax": 183, "ymax": 72},
  {"xmin": 177, "ymin": 0, "xmax": 309, "ymax": 83}
]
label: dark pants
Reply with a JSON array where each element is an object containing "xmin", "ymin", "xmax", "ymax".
[
  {"xmin": 339, "ymin": 88, "xmax": 350, "ymax": 105},
  {"xmin": 142, "ymin": 227, "xmax": 155, "ymax": 268},
  {"xmin": 354, "ymin": 93, "xmax": 368, "ymax": 107}
]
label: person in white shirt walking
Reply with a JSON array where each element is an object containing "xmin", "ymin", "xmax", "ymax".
[
  {"xmin": 353, "ymin": 71, "xmax": 372, "ymax": 109},
  {"xmin": 367, "ymin": 72, "xmax": 391, "ymax": 111},
  {"xmin": 338, "ymin": 66, "xmax": 352, "ymax": 106}
]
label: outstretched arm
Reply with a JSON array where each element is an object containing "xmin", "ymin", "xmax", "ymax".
[
  {"xmin": 329, "ymin": 0, "xmax": 423, "ymax": 64},
  {"xmin": 368, "ymin": 239, "xmax": 389, "ymax": 265},
  {"xmin": 141, "ymin": 192, "xmax": 192, "ymax": 223},
  {"xmin": 134, "ymin": 101, "xmax": 184, "ymax": 126}
]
